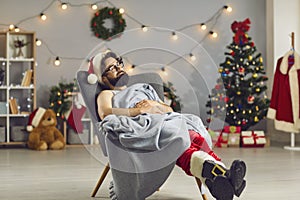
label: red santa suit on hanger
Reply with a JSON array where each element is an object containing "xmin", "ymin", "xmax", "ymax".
[{"xmin": 267, "ymin": 50, "xmax": 300, "ymax": 133}]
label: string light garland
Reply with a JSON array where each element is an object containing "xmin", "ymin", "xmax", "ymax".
[{"xmin": 0, "ymin": 0, "xmax": 232, "ymax": 67}]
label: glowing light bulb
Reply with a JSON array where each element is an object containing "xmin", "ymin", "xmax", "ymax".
[
  {"xmin": 9, "ymin": 24, "xmax": 15, "ymax": 31},
  {"xmin": 119, "ymin": 8, "xmax": 125, "ymax": 14},
  {"xmin": 189, "ymin": 53, "xmax": 196, "ymax": 61},
  {"xmin": 35, "ymin": 39, "xmax": 42, "ymax": 46},
  {"xmin": 200, "ymin": 23, "xmax": 207, "ymax": 30},
  {"xmin": 54, "ymin": 57, "xmax": 61, "ymax": 66},
  {"xmin": 210, "ymin": 31, "xmax": 218, "ymax": 38},
  {"xmin": 14, "ymin": 26, "xmax": 20, "ymax": 32},
  {"xmin": 161, "ymin": 67, "xmax": 167, "ymax": 75},
  {"xmin": 61, "ymin": 3, "xmax": 68, "ymax": 10},
  {"xmin": 128, "ymin": 64, "xmax": 135, "ymax": 72},
  {"xmin": 40, "ymin": 13, "xmax": 47, "ymax": 21},
  {"xmin": 224, "ymin": 5, "xmax": 232, "ymax": 13},
  {"xmin": 141, "ymin": 25, "xmax": 148, "ymax": 32},
  {"xmin": 91, "ymin": 4, "xmax": 98, "ymax": 10},
  {"xmin": 171, "ymin": 32, "xmax": 178, "ymax": 40}
]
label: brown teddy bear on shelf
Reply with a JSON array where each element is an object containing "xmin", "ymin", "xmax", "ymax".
[{"xmin": 27, "ymin": 107, "xmax": 65, "ymax": 150}]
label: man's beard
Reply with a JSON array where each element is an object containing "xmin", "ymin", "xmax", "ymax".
[{"xmin": 108, "ymin": 72, "xmax": 129, "ymax": 87}]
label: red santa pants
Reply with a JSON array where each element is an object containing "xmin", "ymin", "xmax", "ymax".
[{"xmin": 176, "ymin": 130, "xmax": 221, "ymax": 176}]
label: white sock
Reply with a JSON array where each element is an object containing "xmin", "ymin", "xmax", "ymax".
[{"xmin": 190, "ymin": 151, "xmax": 225, "ymax": 185}]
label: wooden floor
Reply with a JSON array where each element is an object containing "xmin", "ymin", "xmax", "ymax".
[{"xmin": 1, "ymin": 145, "xmax": 300, "ymax": 200}]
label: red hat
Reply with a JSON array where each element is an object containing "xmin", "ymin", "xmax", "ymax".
[
  {"xmin": 27, "ymin": 107, "xmax": 46, "ymax": 132},
  {"xmin": 87, "ymin": 52, "xmax": 105, "ymax": 84}
]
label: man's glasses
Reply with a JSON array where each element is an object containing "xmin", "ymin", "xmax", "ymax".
[{"xmin": 102, "ymin": 57, "xmax": 124, "ymax": 76}]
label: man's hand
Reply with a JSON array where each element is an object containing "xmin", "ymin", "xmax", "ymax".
[{"xmin": 135, "ymin": 99, "xmax": 173, "ymax": 114}]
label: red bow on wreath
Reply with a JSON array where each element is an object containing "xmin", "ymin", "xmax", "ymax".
[{"xmin": 231, "ymin": 18, "xmax": 251, "ymax": 45}]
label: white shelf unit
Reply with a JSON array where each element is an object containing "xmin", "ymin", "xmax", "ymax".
[{"xmin": 0, "ymin": 31, "xmax": 36, "ymax": 145}]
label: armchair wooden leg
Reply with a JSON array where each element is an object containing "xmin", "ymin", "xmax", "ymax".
[
  {"xmin": 195, "ymin": 177, "xmax": 208, "ymax": 200},
  {"xmin": 91, "ymin": 163, "xmax": 110, "ymax": 197}
]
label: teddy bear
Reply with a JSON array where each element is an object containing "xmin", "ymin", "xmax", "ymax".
[{"xmin": 27, "ymin": 107, "xmax": 65, "ymax": 150}]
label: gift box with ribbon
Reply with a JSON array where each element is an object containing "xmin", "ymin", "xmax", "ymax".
[
  {"xmin": 215, "ymin": 132, "xmax": 228, "ymax": 148},
  {"xmin": 224, "ymin": 126, "xmax": 241, "ymax": 147},
  {"xmin": 208, "ymin": 129, "xmax": 221, "ymax": 146},
  {"xmin": 241, "ymin": 130, "xmax": 266, "ymax": 147}
]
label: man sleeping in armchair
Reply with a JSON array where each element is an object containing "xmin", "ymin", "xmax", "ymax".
[{"xmin": 88, "ymin": 51, "xmax": 247, "ymax": 200}]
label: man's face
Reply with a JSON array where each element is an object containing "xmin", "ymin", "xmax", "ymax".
[{"xmin": 102, "ymin": 57, "xmax": 128, "ymax": 87}]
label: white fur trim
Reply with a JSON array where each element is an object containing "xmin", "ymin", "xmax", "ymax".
[
  {"xmin": 277, "ymin": 51, "xmax": 300, "ymax": 131},
  {"xmin": 273, "ymin": 119, "xmax": 300, "ymax": 133},
  {"xmin": 190, "ymin": 151, "xmax": 225, "ymax": 185},
  {"xmin": 31, "ymin": 107, "xmax": 46, "ymax": 127},
  {"xmin": 280, "ymin": 51, "xmax": 300, "ymax": 74},
  {"xmin": 288, "ymin": 54, "xmax": 300, "ymax": 130},
  {"xmin": 92, "ymin": 53, "xmax": 104, "ymax": 83},
  {"xmin": 267, "ymin": 108, "xmax": 276, "ymax": 119},
  {"xmin": 87, "ymin": 73, "xmax": 98, "ymax": 84},
  {"xmin": 26, "ymin": 125, "xmax": 33, "ymax": 132}
]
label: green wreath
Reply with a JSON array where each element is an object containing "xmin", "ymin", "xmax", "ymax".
[{"xmin": 91, "ymin": 7, "xmax": 126, "ymax": 40}]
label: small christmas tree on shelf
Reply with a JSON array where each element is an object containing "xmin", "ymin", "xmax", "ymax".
[
  {"xmin": 49, "ymin": 80, "xmax": 78, "ymax": 120},
  {"xmin": 206, "ymin": 18, "xmax": 270, "ymax": 130}
]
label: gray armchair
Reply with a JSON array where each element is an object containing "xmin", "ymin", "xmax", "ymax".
[{"xmin": 76, "ymin": 70, "xmax": 207, "ymax": 199}]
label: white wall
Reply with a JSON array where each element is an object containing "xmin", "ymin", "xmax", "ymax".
[
  {"xmin": 274, "ymin": 0, "xmax": 300, "ymax": 61},
  {"xmin": 0, "ymin": 0, "xmax": 266, "ymax": 127}
]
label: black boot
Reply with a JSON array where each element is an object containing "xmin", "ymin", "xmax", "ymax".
[{"xmin": 202, "ymin": 160, "xmax": 246, "ymax": 200}]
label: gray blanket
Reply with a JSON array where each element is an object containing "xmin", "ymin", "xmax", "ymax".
[{"xmin": 98, "ymin": 83, "xmax": 212, "ymax": 200}]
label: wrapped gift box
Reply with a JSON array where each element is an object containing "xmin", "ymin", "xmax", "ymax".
[
  {"xmin": 223, "ymin": 126, "xmax": 241, "ymax": 147},
  {"xmin": 223, "ymin": 126, "xmax": 241, "ymax": 133},
  {"xmin": 228, "ymin": 133, "xmax": 240, "ymax": 147},
  {"xmin": 241, "ymin": 130, "xmax": 266, "ymax": 147},
  {"xmin": 215, "ymin": 132, "xmax": 229, "ymax": 148},
  {"xmin": 208, "ymin": 129, "xmax": 221, "ymax": 146}
]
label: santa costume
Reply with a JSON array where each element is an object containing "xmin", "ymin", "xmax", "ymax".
[{"xmin": 267, "ymin": 50, "xmax": 300, "ymax": 133}]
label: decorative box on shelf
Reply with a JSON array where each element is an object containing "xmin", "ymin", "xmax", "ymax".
[
  {"xmin": 67, "ymin": 128, "xmax": 89, "ymax": 144},
  {"xmin": 0, "ymin": 126, "xmax": 5, "ymax": 142},
  {"xmin": 0, "ymin": 102, "xmax": 7, "ymax": 114},
  {"xmin": 241, "ymin": 130, "xmax": 266, "ymax": 147},
  {"xmin": 10, "ymin": 126, "xmax": 28, "ymax": 142}
]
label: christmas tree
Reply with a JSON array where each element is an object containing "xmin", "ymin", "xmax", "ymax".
[
  {"xmin": 49, "ymin": 80, "xmax": 78, "ymax": 120},
  {"xmin": 206, "ymin": 18, "xmax": 270, "ymax": 130}
]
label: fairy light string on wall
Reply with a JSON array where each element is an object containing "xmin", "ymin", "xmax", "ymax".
[{"xmin": 0, "ymin": 0, "xmax": 232, "ymax": 67}]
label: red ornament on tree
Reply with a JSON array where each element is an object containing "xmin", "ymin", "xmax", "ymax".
[
  {"xmin": 230, "ymin": 51, "xmax": 235, "ymax": 56},
  {"xmin": 224, "ymin": 96, "xmax": 229, "ymax": 103},
  {"xmin": 95, "ymin": 12, "xmax": 99, "ymax": 16},
  {"xmin": 238, "ymin": 67, "xmax": 245, "ymax": 75},
  {"xmin": 247, "ymin": 95, "xmax": 255, "ymax": 104},
  {"xmin": 215, "ymin": 84, "xmax": 221, "ymax": 90},
  {"xmin": 242, "ymin": 119, "xmax": 247, "ymax": 125},
  {"xmin": 109, "ymin": 10, "xmax": 113, "ymax": 15}
]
